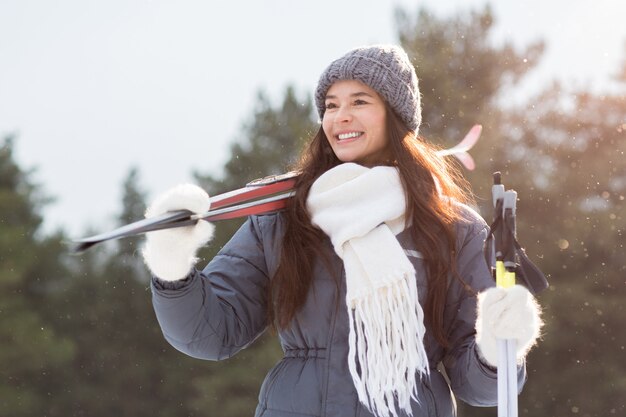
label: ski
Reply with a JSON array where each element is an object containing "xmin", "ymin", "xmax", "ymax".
[
  {"xmin": 71, "ymin": 125, "xmax": 481, "ymax": 253},
  {"xmin": 209, "ymin": 171, "xmax": 298, "ymax": 211},
  {"xmin": 71, "ymin": 173, "xmax": 297, "ymax": 253}
]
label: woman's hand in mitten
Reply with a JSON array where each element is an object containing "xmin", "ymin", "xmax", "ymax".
[
  {"xmin": 142, "ymin": 184, "xmax": 215, "ymax": 281},
  {"xmin": 475, "ymin": 285, "xmax": 543, "ymax": 367}
]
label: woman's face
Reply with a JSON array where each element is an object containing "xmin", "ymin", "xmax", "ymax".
[{"xmin": 322, "ymin": 79, "xmax": 390, "ymax": 165}]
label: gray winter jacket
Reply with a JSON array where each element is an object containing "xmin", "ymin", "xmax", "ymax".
[{"xmin": 151, "ymin": 205, "xmax": 526, "ymax": 417}]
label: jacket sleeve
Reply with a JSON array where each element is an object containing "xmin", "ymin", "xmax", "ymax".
[
  {"xmin": 442, "ymin": 214, "xmax": 527, "ymax": 406},
  {"xmin": 150, "ymin": 216, "xmax": 272, "ymax": 361}
]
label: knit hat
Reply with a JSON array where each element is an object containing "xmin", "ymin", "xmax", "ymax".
[{"xmin": 315, "ymin": 44, "xmax": 421, "ymax": 133}]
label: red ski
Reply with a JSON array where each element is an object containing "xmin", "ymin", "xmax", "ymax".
[
  {"xmin": 71, "ymin": 125, "xmax": 481, "ymax": 253},
  {"xmin": 71, "ymin": 172, "xmax": 297, "ymax": 253}
]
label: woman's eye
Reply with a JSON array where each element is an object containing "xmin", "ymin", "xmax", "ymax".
[
  {"xmin": 354, "ymin": 99, "xmax": 368, "ymax": 105},
  {"xmin": 325, "ymin": 102, "xmax": 337, "ymax": 110}
]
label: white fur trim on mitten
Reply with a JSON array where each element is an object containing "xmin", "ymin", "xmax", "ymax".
[
  {"xmin": 142, "ymin": 184, "xmax": 215, "ymax": 281},
  {"xmin": 475, "ymin": 285, "xmax": 543, "ymax": 367}
]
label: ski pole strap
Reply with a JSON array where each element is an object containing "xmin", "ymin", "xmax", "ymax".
[
  {"xmin": 484, "ymin": 214, "xmax": 549, "ymax": 294},
  {"xmin": 484, "ymin": 173, "xmax": 549, "ymax": 295}
]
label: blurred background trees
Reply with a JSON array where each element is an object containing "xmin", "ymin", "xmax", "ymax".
[
  {"xmin": 1, "ymin": 4, "xmax": 624, "ymax": 417},
  {"xmin": 0, "ymin": 137, "xmax": 74, "ymax": 416}
]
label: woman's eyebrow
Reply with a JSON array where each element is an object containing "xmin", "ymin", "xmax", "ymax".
[{"xmin": 325, "ymin": 91, "xmax": 375, "ymax": 100}]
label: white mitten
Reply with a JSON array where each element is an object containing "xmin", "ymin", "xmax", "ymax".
[
  {"xmin": 475, "ymin": 285, "xmax": 543, "ymax": 367},
  {"xmin": 142, "ymin": 184, "xmax": 215, "ymax": 281}
]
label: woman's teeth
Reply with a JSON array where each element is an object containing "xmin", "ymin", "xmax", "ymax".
[{"xmin": 337, "ymin": 132, "xmax": 363, "ymax": 140}]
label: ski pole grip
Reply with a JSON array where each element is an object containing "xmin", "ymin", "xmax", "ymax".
[
  {"xmin": 503, "ymin": 190, "xmax": 517, "ymax": 214},
  {"xmin": 492, "ymin": 184, "xmax": 505, "ymax": 208},
  {"xmin": 500, "ymin": 190, "xmax": 518, "ymax": 288}
]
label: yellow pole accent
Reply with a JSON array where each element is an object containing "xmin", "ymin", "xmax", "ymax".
[{"xmin": 495, "ymin": 261, "xmax": 516, "ymax": 288}]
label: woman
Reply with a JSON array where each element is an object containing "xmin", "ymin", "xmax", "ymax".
[{"xmin": 143, "ymin": 45, "xmax": 542, "ymax": 417}]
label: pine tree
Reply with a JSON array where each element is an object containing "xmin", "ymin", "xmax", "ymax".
[
  {"xmin": 0, "ymin": 136, "xmax": 74, "ymax": 417},
  {"xmin": 490, "ymin": 76, "xmax": 626, "ymax": 417},
  {"xmin": 196, "ymin": 86, "xmax": 316, "ymax": 194},
  {"xmin": 396, "ymin": 5, "xmax": 544, "ymax": 146},
  {"xmin": 117, "ymin": 167, "xmax": 147, "ymax": 259},
  {"xmin": 48, "ymin": 167, "xmax": 206, "ymax": 416},
  {"xmin": 194, "ymin": 85, "xmax": 316, "ymax": 262},
  {"xmin": 395, "ymin": 5, "xmax": 547, "ymax": 204}
]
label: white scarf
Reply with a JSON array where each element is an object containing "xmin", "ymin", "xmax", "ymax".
[{"xmin": 307, "ymin": 163, "xmax": 429, "ymax": 417}]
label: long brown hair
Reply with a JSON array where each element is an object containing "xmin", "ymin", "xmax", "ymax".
[{"xmin": 268, "ymin": 104, "xmax": 473, "ymax": 348}]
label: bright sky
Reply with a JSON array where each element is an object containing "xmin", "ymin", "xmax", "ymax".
[{"xmin": 1, "ymin": 0, "xmax": 625, "ymax": 237}]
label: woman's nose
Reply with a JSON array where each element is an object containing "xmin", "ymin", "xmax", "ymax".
[{"xmin": 335, "ymin": 105, "xmax": 352, "ymax": 123}]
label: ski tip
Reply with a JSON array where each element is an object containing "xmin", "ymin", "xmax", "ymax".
[
  {"xmin": 471, "ymin": 125, "xmax": 482, "ymax": 141},
  {"xmin": 454, "ymin": 124, "xmax": 482, "ymax": 152},
  {"xmin": 67, "ymin": 239, "xmax": 99, "ymax": 254},
  {"xmin": 453, "ymin": 152, "xmax": 476, "ymax": 171}
]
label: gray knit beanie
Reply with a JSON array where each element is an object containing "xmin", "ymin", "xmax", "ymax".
[{"xmin": 315, "ymin": 44, "xmax": 421, "ymax": 133}]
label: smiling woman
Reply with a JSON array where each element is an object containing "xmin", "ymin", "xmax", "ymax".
[{"xmin": 143, "ymin": 44, "xmax": 543, "ymax": 417}]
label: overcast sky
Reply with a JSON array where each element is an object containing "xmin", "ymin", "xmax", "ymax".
[{"xmin": 1, "ymin": 0, "xmax": 625, "ymax": 237}]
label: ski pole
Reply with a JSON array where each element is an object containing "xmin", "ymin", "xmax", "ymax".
[{"xmin": 492, "ymin": 173, "xmax": 518, "ymax": 417}]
